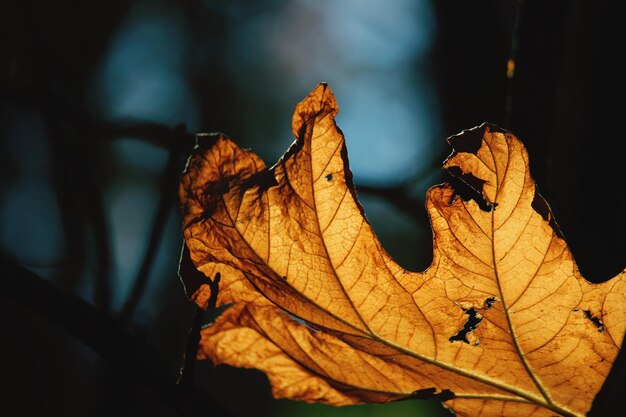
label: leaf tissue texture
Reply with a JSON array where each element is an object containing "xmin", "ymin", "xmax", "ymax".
[{"xmin": 179, "ymin": 84, "xmax": 626, "ymax": 417}]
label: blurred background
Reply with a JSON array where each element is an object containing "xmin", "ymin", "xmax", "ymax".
[{"xmin": 1, "ymin": 0, "xmax": 624, "ymax": 416}]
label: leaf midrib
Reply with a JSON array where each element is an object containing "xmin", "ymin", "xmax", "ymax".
[
  {"xmin": 207, "ymin": 127, "xmax": 579, "ymax": 417},
  {"xmin": 483, "ymin": 137, "xmax": 580, "ymax": 417},
  {"xmin": 483, "ymin": 137, "xmax": 553, "ymax": 401}
]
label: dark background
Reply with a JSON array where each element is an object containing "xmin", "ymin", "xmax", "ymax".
[{"xmin": 1, "ymin": 0, "xmax": 624, "ymax": 416}]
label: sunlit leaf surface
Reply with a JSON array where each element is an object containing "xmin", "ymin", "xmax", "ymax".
[{"xmin": 179, "ymin": 84, "xmax": 625, "ymax": 417}]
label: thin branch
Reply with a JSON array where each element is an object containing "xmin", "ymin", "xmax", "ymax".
[
  {"xmin": 89, "ymin": 188, "xmax": 113, "ymax": 311},
  {"xmin": 177, "ymin": 247, "xmax": 222, "ymax": 417},
  {"xmin": 178, "ymin": 273, "xmax": 221, "ymax": 390},
  {"xmin": 354, "ymin": 149, "xmax": 447, "ymax": 223},
  {"xmin": 1, "ymin": 85, "xmax": 194, "ymax": 149},
  {"xmin": 177, "ymin": 242, "xmax": 223, "ymax": 385},
  {"xmin": 119, "ymin": 127, "xmax": 186, "ymax": 323},
  {"xmin": 357, "ymin": 184, "xmax": 425, "ymax": 220}
]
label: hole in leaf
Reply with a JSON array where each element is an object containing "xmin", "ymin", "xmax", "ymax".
[
  {"xmin": 447, "ymin": 123, "xmax": 508, "ymax": 155},
  {"xmin": 484, "ymin": 296, "xmax": 498, "ymax": 309},
  {"xmin": 446, "ymin": 166, "xmax": 492, "ymax": 212},
  {"xmin": 449, "ymin": 307, "xmax": 483, "ymax": 345},
  {"xmin": 583, "ymin": 309, "xmax": 606, "ymax": 333},
  {"xmin": 447, "ymin": 126, "xmax": 485, "ymax": 155},
  {"xmin": 195, "ymin": 132, "xmax": 221, "ymax": 149},
  {"xmin": 405, "ymin": 387, "xmax": 455, "ymax": 402}
]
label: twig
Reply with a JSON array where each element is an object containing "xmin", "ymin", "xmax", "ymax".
[
  {"xmin": 177, "ymin": 273, "xmax": 221, "ymax": 390},
  {"xmin": 357, "ymin": 184, "xmax": 425, "ymax": 220},
  {"xmin": 177, "ymin": 267, "xmax": 221, "ymax": 417},
  {"xmin": 1, "ymin": 85, "xmax": 194, "ymax": 149},
  {"xmin": 353, "ymin": 151, "xmax": 446, "ymax": 222},
  {"xmin": 36, "ymin": 80, "xmax": 113, "ymax": 313},
  {"xmin": 119, "ymin": 127, "xmax": 186, "ymax": 323},
  {"xmin": 90, "ymin": 190, "xmax": 113, "ymax": 311}
]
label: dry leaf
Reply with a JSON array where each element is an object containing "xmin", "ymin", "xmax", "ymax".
[{"xmin": 179, "ymin": 84, "xmax": 625, "ymax": 417}]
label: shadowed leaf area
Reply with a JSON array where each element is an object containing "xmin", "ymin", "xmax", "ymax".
[{"xmin": 179, "ymin": 84, "xmax": 626, "ymax": 417}]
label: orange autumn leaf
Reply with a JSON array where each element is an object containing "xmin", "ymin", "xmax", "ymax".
[{"xmin": 179, "ymin": 84, "xmax": 626, "ymax": 417}]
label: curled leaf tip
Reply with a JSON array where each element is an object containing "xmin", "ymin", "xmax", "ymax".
[{"xmin": 292, "ymin": 83, "xmax": 338, "ymax": 138}]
